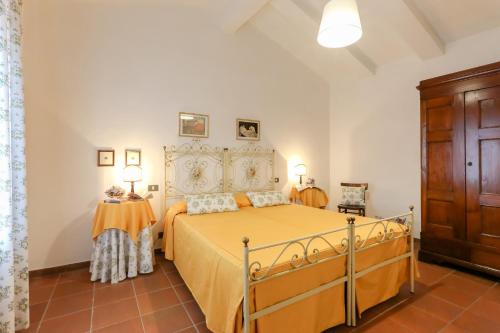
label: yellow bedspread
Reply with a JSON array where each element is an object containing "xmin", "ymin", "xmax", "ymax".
[{"xmin": 162, "ymin": 204, "xmax": 411, "ymax": 333}]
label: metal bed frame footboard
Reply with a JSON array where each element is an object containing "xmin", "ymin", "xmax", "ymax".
[
  {"xmin": 347, "ymin": 205, "xmax": 415, "ymax": 326},
  {"xmin": 242, "ymin": 225, "xmax": 351, "ymax": 333},
  {"xmin": 241, "ymin": 206, "xmax": 415, "ymax": 332}
]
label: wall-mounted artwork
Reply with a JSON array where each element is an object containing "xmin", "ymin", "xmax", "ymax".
[
  {"xmin": 236, "ymin": 118, "xmax": 260, "ymax": 141},
  {"xmin": 179, "ymin": 112, "xmax": 209, "ymax": 138},
  {"xmin": 125, "ymin": 149, "xmax": 141, "ymax": 166},
  {"xmin": 97, "ymin": 150, "xmax": 115, "ymax": 166}
]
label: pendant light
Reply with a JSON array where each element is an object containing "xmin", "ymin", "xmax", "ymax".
[{"xmin": 317, "ymin": 0, "xmax": 363, "ymax": 48}]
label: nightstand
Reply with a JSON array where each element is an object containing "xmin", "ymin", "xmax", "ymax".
[
  {"xmin": 90, "ymin": 200, "xmax": 157, "ymax": 283},
  {"xmin": 289, "ymin": 186, "xmax": 329, "ymax": 209}
]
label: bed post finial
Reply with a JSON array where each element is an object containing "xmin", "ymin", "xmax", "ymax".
[
  {"xmin": 242, "ymin": 237, "xmax": 249, "ymax": 247},
  {"xmin": 409, "ymin": 205, "xmax": 414, "ymax": 212},
  {"xmin": 346, "ymin": 216, "xmax": 356, "ymax": 224}
]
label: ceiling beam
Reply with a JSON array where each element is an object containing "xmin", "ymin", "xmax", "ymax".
[
  {"xmin": 270, "ymin": 0, "xmax": 376, "ymax": 75},
  {"xmin": 250, "ymin": 3, "xmax": 334, "ymax": 81},
  {"xmin": 346, "ymin": 45, "xmax": 377, "ymax": 74},
  {"xmin": 222, "ymin": 0, "xmax": 272, "ymax": 34},
  {"xmin": 383, "ymin": 0, "xmax": 445, "ymax": 59}
]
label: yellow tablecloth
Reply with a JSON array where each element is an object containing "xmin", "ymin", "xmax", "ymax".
[
  {"xmin": 289, "ymin": 186, "xmax": 329, "ymax": 208},
  {"xmin": 92, "ymin": 200, "xmax": 156, "ymax": 243}
]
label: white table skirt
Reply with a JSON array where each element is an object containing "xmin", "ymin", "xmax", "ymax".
[{"xmin": 90, "ymin": 227, "xmax": 155, "ymax": 283}]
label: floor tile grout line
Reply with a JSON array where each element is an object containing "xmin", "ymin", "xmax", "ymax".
[
  {"xmin": 423, "ymin": 267, "xmax": 496, "ymax": 311},
  {"xmin": 131, "ymin": 277, "xmax": 147, "ymax": 333},
  {"xmin": 140, "ymin": 302, "xmax": 186, "ymax": 317},
  {"xmin": 89, "ymin": 280, "xmax": 96, "ymax": 332},
  {"xmin": 353, "ymin": 265, "xmax": 456, "ymax": 332},
  {"xmin": 173, "ymin": 326, "xmax": 196, "ymax": 333},
  {"xmin": 90, "ymin": 316, "xmax": 144, "ymax": 332},
  {"xmin": 33, "ymin": 273, "xmax": 62, "ymax": 333},
  {"xmin": 161, "ymin": 262, "xmax": 200, "ymax": 333},
  {"xmin": 93, "ymin": 295, "xmax": 137, "ymax": 309},
  {"xmin": 436, "ymin": 280, "xmax": 498, "ymax": 333},
  {"xmin": 449, "ymin": 270, "xmax": 498, "ymax": 286},
  {"xmin": 352, "ymin": 297, "xmax": 416, "ymax": 332},
  {"xmin": 50, "ymin": 287, "xmax": 94, "ymax": 301},
  {"xmin": 40, "ymin": 307, "xmax": 92, "ymax": 322}
]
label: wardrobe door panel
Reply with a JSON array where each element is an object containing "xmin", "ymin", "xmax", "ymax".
[
  {"xmin": 465, "ymin": 86, "xmax": 500, "ymax": 251},
  {"xmin": 422, "ymin": 94, "xmax": 466, "ymax": 241}
]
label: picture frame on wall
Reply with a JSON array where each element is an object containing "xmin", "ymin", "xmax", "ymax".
[
  {"xmin": 236, "ymin": 118, "xmax": 260, "ymax": 141},
  {"xmin": 125, "ymin": 149, "xmax": 141, "ymax": 166},
  {"xmin": 179, "ymin": 112, "xmax": 209, "ymax": 138},
  {"xmin": 97, "ymin": 149, "xmax": 115, "ymax": 167}
]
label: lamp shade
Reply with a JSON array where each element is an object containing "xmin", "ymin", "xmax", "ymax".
[
  {"xmin": 294, "ymin": 164, "xmax": 307, "ymax": 176},
  {"xmin": 123, "ymin": 165, "xmax": 142, "ymax": 182},
  {"xmin": 317, "ymin": 0, "xmax": 362, "ymax": 48}
]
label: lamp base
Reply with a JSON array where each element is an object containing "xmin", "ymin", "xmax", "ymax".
[
  {"xmin": 127, "ymin": 182, "xmax": 142, "ymax": 200},
  {"xmin": 127, "ymin": 192, "xmax": 143, "ymax": 201}
]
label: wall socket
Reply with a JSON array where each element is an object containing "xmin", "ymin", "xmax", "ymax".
[{"xmin": 148, "ymin": 185, "xmax": 159, "ymax": 191}]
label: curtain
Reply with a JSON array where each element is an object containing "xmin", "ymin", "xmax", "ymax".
[{"xmin": 0, "ymin": 0, "xmax": 29, "ymax": 332}]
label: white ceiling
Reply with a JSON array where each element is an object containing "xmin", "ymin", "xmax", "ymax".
[
  {"xmin": 413, "ymin": 0, "xmax": 500, "ymax": 42},
  {"xmin": 206, "ymin": 0, "xmax": 500, "ymax": 81}
]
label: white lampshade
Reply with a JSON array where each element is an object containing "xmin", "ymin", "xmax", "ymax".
[
  {"xmin": 294, "ymin": 164, "xmax": 307, "ymax": 176},
  {"xmin": 317, "ymin": 0, "xmax": 363, "ymax": 48},
  {"xmin": 123, "ymin": 165, "xmax": 142, "ymax": 182}
]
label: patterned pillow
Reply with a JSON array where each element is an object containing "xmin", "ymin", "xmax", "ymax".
[
  {"xmin": 185, "ymin": 193, "xmax": 239, "ymax": 215},
  {"xmin": 339, "ymin": 186, "xmax": 365, "ymax": 206},
  {"xmin": 246, "ymin": 191, "xmax": 290, "ymax": 208}
]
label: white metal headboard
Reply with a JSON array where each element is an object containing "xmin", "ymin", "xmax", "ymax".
[
  {"xmin": 224, "ymin": 144, "xmax": 275, "ymax": 193},
  {"xmin": 163, "ymin": 142, "xmax": 275, "ymax": 201},
  {"xmin": 163, "ymin": 141, "xmax": 225, "ymax": 198}
]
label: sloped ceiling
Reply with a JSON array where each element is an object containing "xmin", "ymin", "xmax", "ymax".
[{"xmin": 212, "ymin": 0, "xmax": 500, "ymax": 82}]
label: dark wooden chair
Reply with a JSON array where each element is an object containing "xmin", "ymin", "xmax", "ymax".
[{"xmin": 337, "ymin": 183, "xmax": 368, "ymax": 216}]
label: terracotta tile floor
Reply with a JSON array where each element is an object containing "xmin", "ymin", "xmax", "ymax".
[{"xmin": 22, "ymin": 253, "xmax": 499, "ymax": 333}]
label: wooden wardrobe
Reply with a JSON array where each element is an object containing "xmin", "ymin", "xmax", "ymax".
[{"xmin": 418, "ymin": 62, "xmax": 500, "ymax": 277}]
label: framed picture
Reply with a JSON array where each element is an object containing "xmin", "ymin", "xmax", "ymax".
[
  {"xmin": 179, "ymin": 112, "xmax": 209, "ymax": 138},
  {"xmin": 236, "ymin": 118, "xmax": 260, "ymax": 141},
  {"xmin": 125, "ymin": 149, "xmax": 141, "ymax": 166},
  {"xmin": 97, "ymin": 150, "xmax": 115, "ymax": 167}
]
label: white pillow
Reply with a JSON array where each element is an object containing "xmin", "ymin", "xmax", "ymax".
[
  {"xmin": 185, "ymin": 193, "xmax": 239, "ymax": 215},
  {"xmin": 246, "ymin": 191, "xmax": 290, "ymax": 208},
  {"xmin": 339, "ymin": 186, "xmax": 365, "ymax": 206}
]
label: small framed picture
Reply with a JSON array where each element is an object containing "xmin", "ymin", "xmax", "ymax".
[
  {"xmin": 236, "ymin": 118, "xmax": 260, "ymax": 141},
  {"xmin": 179, "ymin": 112, "xmax": 209, "ymax": 138},
  {"xmin": 125, "ymin": 149, "xmax": 141, "ymax": 166},
  {"xmin": 97, "ymin": 150, "xmax": 115, "ymax": 167}
]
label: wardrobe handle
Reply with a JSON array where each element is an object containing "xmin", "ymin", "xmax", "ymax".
[{"xmin": 467, "ymin": 162, "xmax": 472, "ymax": 166}]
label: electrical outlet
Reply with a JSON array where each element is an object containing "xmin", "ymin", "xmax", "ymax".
[
  {"xmin": 274, "ymin": 177, "xmax": 280, "ymax": 183},
  {"xmin": 148, "ymin": 185, "xmax": 159, "ymax": 191}
]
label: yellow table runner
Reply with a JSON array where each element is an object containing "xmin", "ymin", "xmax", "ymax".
[{"xmin": 92, "ymin": 200, "xmax": 156, "ymax": 243}]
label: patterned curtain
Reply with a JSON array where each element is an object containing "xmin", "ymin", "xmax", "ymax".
[{"xmin": 0, "ymin": 0, "xmax": 29, "ymax": 332}]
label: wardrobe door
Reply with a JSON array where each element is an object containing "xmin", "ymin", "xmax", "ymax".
[
  {"xmin": 421, "ymin": 94, "xmax": 466, "ymax": 241},
  {"xmin": 465, "ymin": 86, "xmax": 500, "ymax": 255}
]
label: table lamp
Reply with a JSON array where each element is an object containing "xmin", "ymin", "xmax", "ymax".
[
  {"xmin": 294, "ymin": 164, "xmax": 306, "ymax": 185},
  {"xmin": 123, "ymin": 165, "xmax": 142, "ymax": 195}
]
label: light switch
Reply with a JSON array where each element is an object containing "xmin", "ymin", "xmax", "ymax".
[{"xmin": 148, "ymin": 185, "xmax": 159, "ymax": 191}]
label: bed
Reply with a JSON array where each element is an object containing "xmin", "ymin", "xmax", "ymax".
[{"xmin": 161, "ymin": 141, "xmax": 415, "ymax": 333}]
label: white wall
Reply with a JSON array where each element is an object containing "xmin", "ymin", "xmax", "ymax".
[
  {"xmin": 329, "ymin": 27, "xmax": 500, "ymax": 237},
  {"xmin": 23, "ymin": 0, "xmax": 330, "ymax": 270}
]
